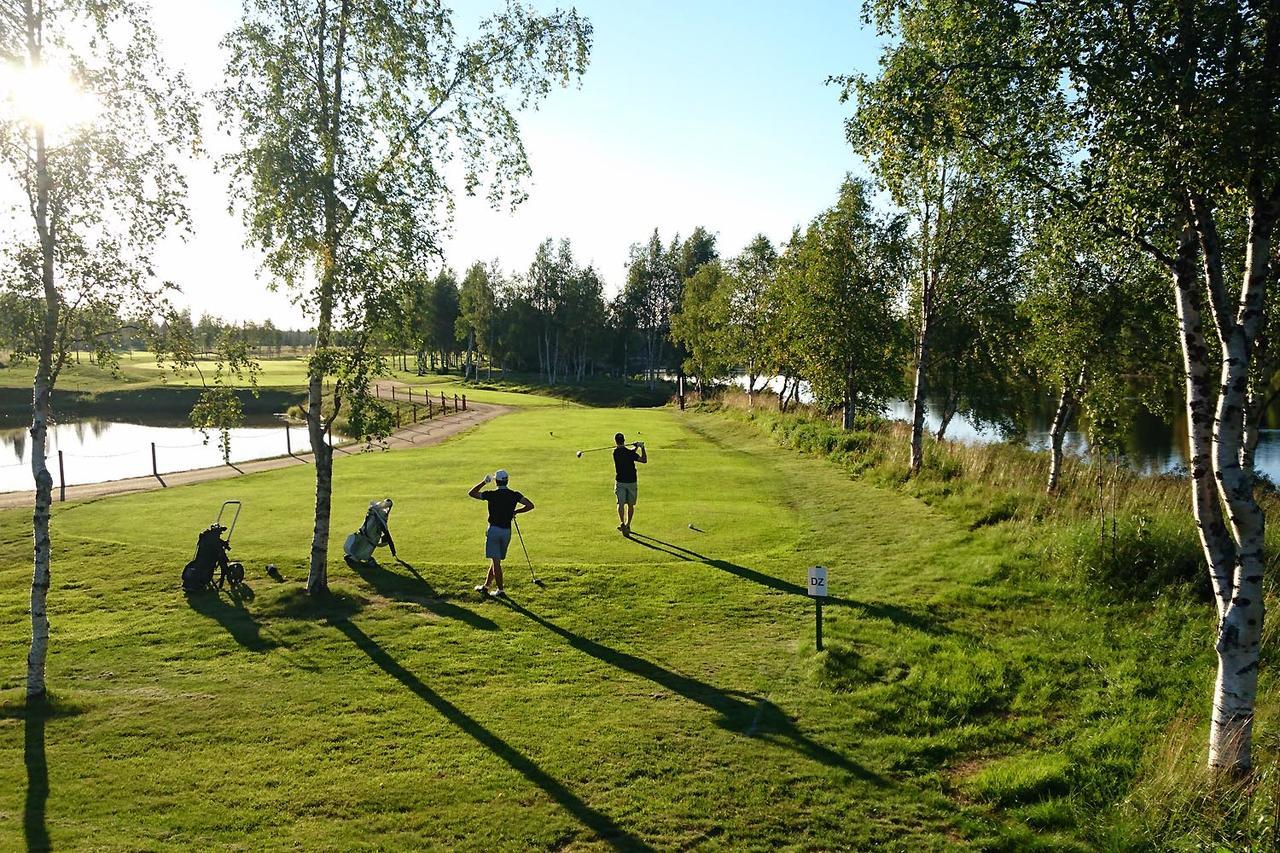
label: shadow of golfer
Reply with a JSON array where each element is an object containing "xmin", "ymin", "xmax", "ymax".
[
  {"xmin": 626, "ymin": 532, "xmax": 951, "ymax": 636},
  {"xmin": 499, "ymin": 597, "xmax": 883, "ymax": 784},
  {"xmin": 25, "ymin": 705, "xmax": 50, "ymax": 852},
  {"xmin": 345, "ymin": 557, "xmax": 498, "ymax": 632},
  {"xmin": 332, "ymin": 618, "xmax": 651, "ymax": 851},
  {"xmin": 185, "ymin": 583, "xmax": 276, "ymax": 651}
]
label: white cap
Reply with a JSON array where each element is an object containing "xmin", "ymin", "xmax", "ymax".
[{"xmin": 494, "ymin": 469, "xmax": 509, "ymax": 482}]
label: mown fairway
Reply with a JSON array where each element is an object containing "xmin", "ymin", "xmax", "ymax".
[{"xmin": 0, "ymin": 404, "xmax": 1208, "ymax": 849}]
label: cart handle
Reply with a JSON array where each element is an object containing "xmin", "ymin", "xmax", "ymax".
[{"xmin": 216, "ymin": 500, "xmax": 242, "ymax": 543}]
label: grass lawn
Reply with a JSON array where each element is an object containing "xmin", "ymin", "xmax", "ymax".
[{"xmin": 0, "ymin": 406, "xmax": 1214, "ymax": 849}]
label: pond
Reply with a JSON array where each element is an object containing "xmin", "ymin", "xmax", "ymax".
[
  {"xmin": 0, "ymin": 416, "xmax": 312, "ymax": 494},
  {"xmin": 738, "ymin": 375, "xmax": 1280, "ymax": 484}
]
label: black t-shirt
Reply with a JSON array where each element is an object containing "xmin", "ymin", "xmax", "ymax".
[
  {"xmin": 613, "ymin": 447, "xmax": 639, "ymax": 483},
  {"xmin": 482, "ymin": 488, "xmax": 524, "ymax": 528}
]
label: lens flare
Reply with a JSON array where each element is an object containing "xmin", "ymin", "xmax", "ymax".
[{"xmin": 0, "ymin": 61, "xmax": 99, "ymax": 136}]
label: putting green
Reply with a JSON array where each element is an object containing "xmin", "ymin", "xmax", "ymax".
[{"xmin": 0, "ymin": 406, "xmax": 1207, "ymax": 849}]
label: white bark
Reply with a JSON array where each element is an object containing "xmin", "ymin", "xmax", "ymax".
[
  {"xmin": 1173, "ymin": 223, "xmax": 1236, "ymax": 613},
  {"xmin": 1200, "ymin": 196, "xmax": 1272, "ymax": 773},
  {"xmin": 1046, "ymin": 368, "xmax": 1083, "ymax": 494},
  {"xmin": 28, "ymin": 378, "xmax": 53, "ymax": 700},
  {"xmin": 909, "ymin": 328, "xmax": 929, "ymax": 474},
  {"xmin": 27, "ymin": 9, "xmax": 55, "ymax": 698},
  {"xmin": 306, "ymin": 372, "xmax": 333, "ymax": 594}
]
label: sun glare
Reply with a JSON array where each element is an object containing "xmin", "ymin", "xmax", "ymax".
[{"xmin": 0, "ymin": 61, "xmax": 99, "ymax": 136}]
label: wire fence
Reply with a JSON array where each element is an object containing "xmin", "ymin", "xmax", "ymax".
[{"xmin": 1, "ymin": 384, "xmax": 470, "ymax": 499}]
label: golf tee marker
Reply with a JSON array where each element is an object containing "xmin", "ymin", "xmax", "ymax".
[{"xmin": 808, "ymin": 565, "xmax": 828, "ymax": 651}]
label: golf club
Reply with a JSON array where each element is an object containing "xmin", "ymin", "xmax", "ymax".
[
  {"xmin": 575, "ymin": 442, "xmax": 643, "ymax": 458},
  {"xmin": 513, "ymin": 517, "xmax": 544, "ymax": 586}
]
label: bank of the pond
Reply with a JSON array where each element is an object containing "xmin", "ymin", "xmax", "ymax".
[{"xmin": 709, "ymin": 395, "xmax": 1280, "ymax": 849}]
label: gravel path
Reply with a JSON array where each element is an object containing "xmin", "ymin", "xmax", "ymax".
[{"xmin": 0, "ymin": 400, "xmax": 509, "ymax": 510}]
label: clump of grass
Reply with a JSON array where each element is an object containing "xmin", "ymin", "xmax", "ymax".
[
  {"xmin": 964, "ymin": 752, "xmax": 1074, "ymax": 806},
  {"xmin": 1065, "ymin": 512, "xmax": 1209, "ymax": 599},
  {"xmin": 1099, "ymin": 712, "xmax": 1280, "ymax": 850}
]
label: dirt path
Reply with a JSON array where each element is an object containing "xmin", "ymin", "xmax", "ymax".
[{"xmin": 0, "ymin": 401, "xmax": 509, "ymax": 511}]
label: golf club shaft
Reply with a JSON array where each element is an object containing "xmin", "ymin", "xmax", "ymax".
[
  {"xmin": 578, "ymin": 443, "xmax": 642, "ymax": 455},
  {"xmin": 513, "ymin": 517, "xmax": 539, "ymax": 582}
]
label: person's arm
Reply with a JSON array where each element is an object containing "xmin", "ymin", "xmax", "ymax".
[
  {"xmin": 515, "ymin": 495, "xmax": 535, "ymax": 514},
  {"xmin": 468, "ymin": 475, "xmax": 492, "ymax": 500},
  {"xmin": 636, "ymin": 442, "xmax": 647, "ymax": 464}
]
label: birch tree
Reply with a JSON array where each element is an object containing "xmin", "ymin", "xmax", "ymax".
[
  {"xmin": 777, "ymin": 178, "xmax": 905, "ymax": 427},
  {"xmin": 1025, "ymin": 214, "xmax": 1174, "ymax": 493},
  {"xmin": 855, "ymin": 0, "xmax": 1279, "ymax": 773},
  {"xmin": 457, "ymin": 261, "xmax": 495, "ymax": 380},
  {"xmin": 219, "ymin": 0, "xmax": 591, "ymax": 595},
  {"xmin": 0, "ymin": 0, "xmax": 199, "ymax": 699},
  {"xmin": 727, "ymin": 235, "xmax": 778, "ymax": 408}
]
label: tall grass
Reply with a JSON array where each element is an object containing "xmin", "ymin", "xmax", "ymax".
[
  {"xmin": 711, "ymin": 389, "xmax": 1280, "ymax": 600},
  {"xmin": 707, "ymin": 389, "xmax": 1280, "ymax": 847}
]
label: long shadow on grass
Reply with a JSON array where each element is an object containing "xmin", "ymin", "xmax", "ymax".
[
  {"xmin": 627, "ymin": 532, "xmax": 949, "ymax": 636},
  {"xmin": 345, "ymin": 557, "xmax": 497, "ymax": 631},
  {"xmin": 25, "ymin": 706, "xmax": 49, "ymax": 852},
  {"xmin": 185, "ymin": 583, "xmax": 277, "ymax": 651},
  {"xmin": 333, "ymin": 618, "xmax": 652, "ymax": 851},
  {"xmin": 500, "ymin": 597, "xmax": 884, "ymax": 785}
]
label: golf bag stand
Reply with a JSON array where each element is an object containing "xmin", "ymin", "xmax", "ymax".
[{"xmin": 182, "ymin": 500, "xmax": 244, "ymax": 592}]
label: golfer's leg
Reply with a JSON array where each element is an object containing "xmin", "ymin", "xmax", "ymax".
[
  {"xmin": 494, "ymin": 559, "xmax": 504, "ymax": 590},
  {"xmin": 626, "ymin": 502, "xmax": 635, "ymax": 526}
]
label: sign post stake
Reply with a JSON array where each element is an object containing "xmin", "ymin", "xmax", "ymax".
[
  {"xmin": 807, "ymin": 565, "xmax": 828, "ymax": 651},
  {"xmin": 816, "ymin": 599, "xmax": 823, "ymax": 651}
]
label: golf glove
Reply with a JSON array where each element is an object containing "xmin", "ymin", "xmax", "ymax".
[
  {"xmin": 484, "ymin": 474, "xmax": 493, "ymax": 484},
  {"xmin": 636, "ymin": 442, "xmax": 645, "ymax": 449}
]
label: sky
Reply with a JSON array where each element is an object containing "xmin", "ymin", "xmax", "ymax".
[{"xmin": 146, "ymin": 0, "xmax": 884, "ymax": 328}]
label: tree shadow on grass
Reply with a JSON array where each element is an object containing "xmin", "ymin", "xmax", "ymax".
[
  {"xmin": 0, "ymin": 696, "xmax": 81, "ymax": 853},
  {"xmin": 627, "ymin": 531, "xmax": 951, "ymax": 637},
  {"xmin": 332, "ymin": 618, "xmax": 652, "ymax": 852},
  {"xmin": 499, "ymin": 596, "xmax": 885, "ymax": 785},
  {"xmin": 25, "ymin": 706, "xmax": 49, "ymax": 851},
  {"xmin": 185, "ymin": 582, "xmax": 278, "ymax": 652},
  {"xmin": 344, "ymin": 557, "xmax": 498, "ymax": 631}
]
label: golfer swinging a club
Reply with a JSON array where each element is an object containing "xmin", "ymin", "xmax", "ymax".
[
  {"xmin": 613, "ymin": 433, "xmax": 646, "ymax": 535},
  {"xmin": 469, "ymin": 469, "xmax": 534, "ymax": 597}
]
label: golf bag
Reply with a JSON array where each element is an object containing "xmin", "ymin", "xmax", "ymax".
[
  {"xmin": 344, "ymin": 498, "xmax": 395, "ymax": 563},
  {"xmin": 182, "ymin": 501, "xmax": 244, "ymax": 592}
]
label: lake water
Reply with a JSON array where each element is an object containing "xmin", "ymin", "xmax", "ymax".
[
  {"xmin": 737, "ymin": 375, "xmax": 1280, "ymax": 484},
  {"xmin": 0, "ymin": 417, "xmax": 311, "ymax": 494}
]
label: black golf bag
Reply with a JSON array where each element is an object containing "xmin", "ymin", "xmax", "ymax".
[{"xmin": 182, "ymin": 501, "xmax": 244, "ymax": 592}]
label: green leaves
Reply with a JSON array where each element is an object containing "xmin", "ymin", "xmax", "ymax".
[{"xmin": 774, "ymin": 178, "xmax": 907, "ymax": 415}]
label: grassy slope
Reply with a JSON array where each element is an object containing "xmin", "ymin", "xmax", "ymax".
[
  {"xmin": 0, "ymin": 406, "xmax": 1212, "ymax": 849},
  {"xmin": 0, "ymin": 355, "xmax": 604, "ymax": 412}
]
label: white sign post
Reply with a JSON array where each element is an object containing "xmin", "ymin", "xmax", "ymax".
[{"xmin": 807, "ymin": 566, "xmax": 828, "ymax": 650}]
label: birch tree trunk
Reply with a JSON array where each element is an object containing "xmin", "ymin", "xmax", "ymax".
[
  {"xmin": 1173, "ymin": 222, "xmax": 1237, "ymax": 613},
  {"xmin": 305, "ymin": 0, "xmax": 349, "ymax": 596},
  {"xmin": 28, "ymin": 112, "xmax": 55, "ymax": 700},
  {"xmin": 1199, "ymin": 195, "xmax": 1273, "ymax": 773},
  {"xmin": 909, "ymin": 320, "xmax": 930, "ymax": 474},
  {"xmin": 1046, "ymin": 370, "xmax": 1082, "ymax": 494},
  {"xmin": 934, "ymin": 405, "xmax": 955, "ymax": 442}
]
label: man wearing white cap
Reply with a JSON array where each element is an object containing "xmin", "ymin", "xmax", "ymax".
[{"xmin": 468, "ymin": 469, "xmax": 534, "ymax": 597}]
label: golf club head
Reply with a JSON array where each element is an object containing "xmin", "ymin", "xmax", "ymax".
[{"xmin": 576, "ymin": 451, "xmax": 583, "ymax": 458}]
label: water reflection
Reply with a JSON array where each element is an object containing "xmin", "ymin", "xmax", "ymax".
[
  {"xmin": 738, "ymin": 375, "xmax": 1280, "ymax": 484},
  {"xmin": 0, "ymin": 417, "xmax": 311, "ymax": 493}
]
